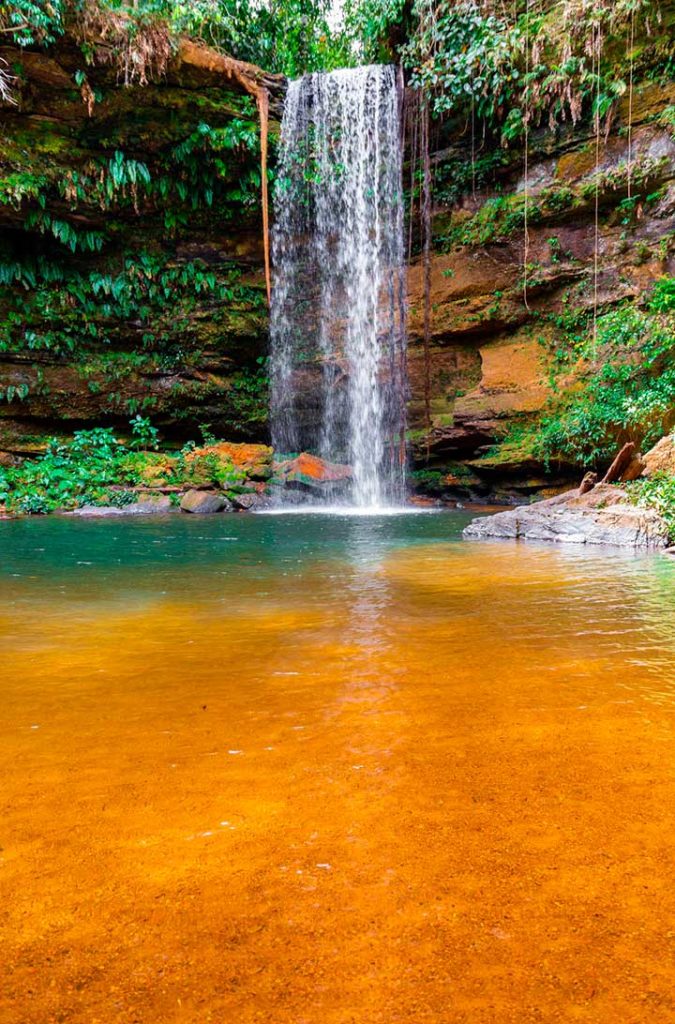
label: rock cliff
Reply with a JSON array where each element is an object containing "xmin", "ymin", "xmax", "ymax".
[
  {"xmin": 0, "ymin": 28, "xmax": 283, "ymax": 454},
  {"xmin": 1, "ymin": 13, "xmax": 674, "ymax": 503},
  {"xmin": 407, "ymin": 72, "xmax": 675, "ymax": 499}
]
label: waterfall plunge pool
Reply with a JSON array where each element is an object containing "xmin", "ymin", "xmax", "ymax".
[
  {"xmin": 2, "ymin": 511, "xmax": 675, "ymax": 1022},
  {"xmin": 258, "ymin": 504, "xmax": 440, "ymax": 516}
]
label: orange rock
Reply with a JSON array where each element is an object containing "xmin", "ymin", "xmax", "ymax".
[
  {"xmin": 455, "ymin": 334, "xmax": 553, "ymax": 420},
  {"xmin": 295, "ymin": 452, "xmax": 346, "ymax": 481},
  {"xmin": 188, "ymin": 442, "xmax": 272, "ymax": 470},
  {"xmin": 642, "ymin": 434, "xmax": 675, "ymax": 477},
  {"xmin": 276, "ymin": 453, "xmax": 352, "ymax": 488}
]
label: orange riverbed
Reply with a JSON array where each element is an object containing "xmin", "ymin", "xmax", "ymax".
[{"xmin": 1, "ymin": 512, "xmax": 674, "ymax": 1023}]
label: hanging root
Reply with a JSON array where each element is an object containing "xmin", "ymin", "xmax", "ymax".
[
  {"xmin": 522, "ymin": 0, "xmax": 531, "ymax": 312},
  {"xmin": 257, "ymin": 87, "xmax": 272, "ymax": 307},
  {"xmin": 592, "ymin": 19, "xmax": 603, "ymax": 352},
  {"xmin": 421, "ymin": 95, "xmax": 432, "ymax": 449},
  {"xmin": 626, "ymin": 4, "xmax": 635, "ymax": 200},
  {"xmin": 0, "ymin": 57, "xmax": 16, "ymax": 104},
  {"xmin": 176, "ymin": 44, "xmax": 275, "ymax": 308}
]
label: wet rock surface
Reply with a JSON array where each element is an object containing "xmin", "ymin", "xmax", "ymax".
[
  {"xmin": 464, "ymin": 484, "xmax": 670, "ymax": 550},
  {"xmin": 274, "ymin": 453, "xmax": 352, "ymax": 493},
  {"xmin": 68, "ymin": 497, "xmax": 175, "ymax": 517},
  {"xmin": 231, "ymin": 490, "xmax": 272, "ymax": 511},
  {"xmin": 180, "ymin": 490, "xmax": 231, "ymax": 514}
]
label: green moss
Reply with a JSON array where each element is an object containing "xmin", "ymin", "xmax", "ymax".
[{"xmin": 488, "ymin": 293, "xmax": 675, "ymax": 471}]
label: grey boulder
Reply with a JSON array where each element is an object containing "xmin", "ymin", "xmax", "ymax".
[
  {"xmin": 463, "ymin": 484, "xmax": 669, "ymax": 550},
  {"xmin": 180, "ymin": 489, "xmax": 230, "ymax": 514}
]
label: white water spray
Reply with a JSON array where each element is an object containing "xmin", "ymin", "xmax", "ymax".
[{"xmin": 270, "ymin": 65, "xmax": 407, "ymax": 507}]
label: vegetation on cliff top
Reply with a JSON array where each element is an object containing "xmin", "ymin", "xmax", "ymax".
[{"xmin": 0, "ymin": 0, "xmax": 352, "ymax": 80}]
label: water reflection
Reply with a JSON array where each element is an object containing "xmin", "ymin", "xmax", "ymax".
[
  {"xmin": 2, "ymin": 514, "xmax": 675, "ymax": 1024},
  {"xmin": 343, "ymin": 518, "xmax": 393, "ymax": 653}
]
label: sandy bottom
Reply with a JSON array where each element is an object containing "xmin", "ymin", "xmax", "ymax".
[{"xmin": 1, "ymin": 515, "xmax": 674, "ymax": 1023}]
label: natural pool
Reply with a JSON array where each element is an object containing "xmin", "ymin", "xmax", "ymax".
[{"xmin": 2, "ymin": 511, "xmax": 675, "ymax": 1023}]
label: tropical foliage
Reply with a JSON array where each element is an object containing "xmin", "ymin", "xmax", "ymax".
[
  {"xmin": 1, "ymin": 0, "xmax": 673, "ymax": 530},
  {"xmin": 0, "ymin": 421, "xmax": 250, "ymax": 513}
]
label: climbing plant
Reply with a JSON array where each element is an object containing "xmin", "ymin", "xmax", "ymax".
[{"xmin": 0, "ymin": 0, "xmax": 65, "ymax": 45}]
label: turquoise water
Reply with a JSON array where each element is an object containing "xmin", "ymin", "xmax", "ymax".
[{"xmin": 0, "ymin": 509, "xmax": 473, "ymax": 594}]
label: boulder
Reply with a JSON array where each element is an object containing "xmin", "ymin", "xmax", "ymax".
[
  {"xmin": 463, "ymin": 485, "xmax": 669, "ymax": 550},
  {"xmin": 642, "ymin": 434, "xmax": 675, "ymax": 478},
  {"xmin": 231, "ymin": 491, "xmax": 257, "ymax": 511},
  {"xmin": 67, "ymin": 506, "xmax": 129, "ymax": 517},
  {"xmin": 562, "ymin": 483, "xmax": 627, "ymax": 509},
  {"xmin": 275, "ymin": 453, "xmax": 352, "ymax": 492},
  {"xmin": 179, "ymin": 489, "xmax": 230, "ymax": 514},
  {"xmin": 125, "ymin": 494, "xmax": 174, "ymax": 513}
]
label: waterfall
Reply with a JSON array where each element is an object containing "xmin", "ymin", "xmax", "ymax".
[{"xmin": 270, "ymin": 64, "xmax": 407, "ymax": 508}]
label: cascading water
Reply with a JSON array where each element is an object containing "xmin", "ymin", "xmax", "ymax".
[{"xmin": 270, "ymin": 65, "xmax": 407, "ymax": 508}]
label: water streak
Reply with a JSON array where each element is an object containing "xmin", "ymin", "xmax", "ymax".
[{"xmin": 270, "ymin": 65, "xmax": 407, "ymax": 507}]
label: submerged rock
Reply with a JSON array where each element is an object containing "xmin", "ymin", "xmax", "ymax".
[
  {"xmin": 463, "ymin": 484, "xmax": 669, "ymax": 550},
  {"xmin": 179, "ymin": 490, "xmax": 230, "ymax": 514}
]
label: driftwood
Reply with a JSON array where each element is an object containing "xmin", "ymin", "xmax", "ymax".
[
  {"xmin": 601, "ymin": 442, "xmax": 636, "ymax": 484},
  {"xmin": 620, "ymin": 455, "xmax": 646, "ymax": 482}
]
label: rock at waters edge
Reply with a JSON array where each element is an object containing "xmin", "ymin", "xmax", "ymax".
[
  {"xmin": 180, "ymin": 490, "xmax": 230, "ymax": 514},
  {"xmin": 67, "ymin": 497, "xmax": 175, "ymax": 517},
  {"xmin": 463, "ymin": 484, "xmax": 669, "ymax": 550},
  {"xmin": 231, "ymin": 491, "xmax": 271, "ymax": 511}
]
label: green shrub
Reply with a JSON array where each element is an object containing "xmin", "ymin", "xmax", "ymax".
[
  {"xmin": 626, "ymin": 474, "xmax": 675, "ymax": 543},
  {"xmin": 129, "ymin": 414, "xmax": 160, "ymax": 450},
  {"xmin": 0, "ymin": 422, "xmax": 163, "ymax": 513},
  {"xmin": 535, "ymin": 304, "xmax": 675, "ymax": 467}
]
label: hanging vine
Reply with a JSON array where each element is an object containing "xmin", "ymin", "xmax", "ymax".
[
  {"xmin": 256, "ymin": 87, "xmax": 272, "ymax": 306},
  {"xmin": 591, "ymin": 15, "xmax": 603, "ymax": 351},
  {"xmin": 421, "ymin": 94, "xmax": 433, "ymax": 443},
  {"xmin": 522, "ymin": 0, "xmax": 531, "ymax": 311},
  {"xmin": 626, "ymin": 2, "xmax": 636, "ymax": 201}
]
